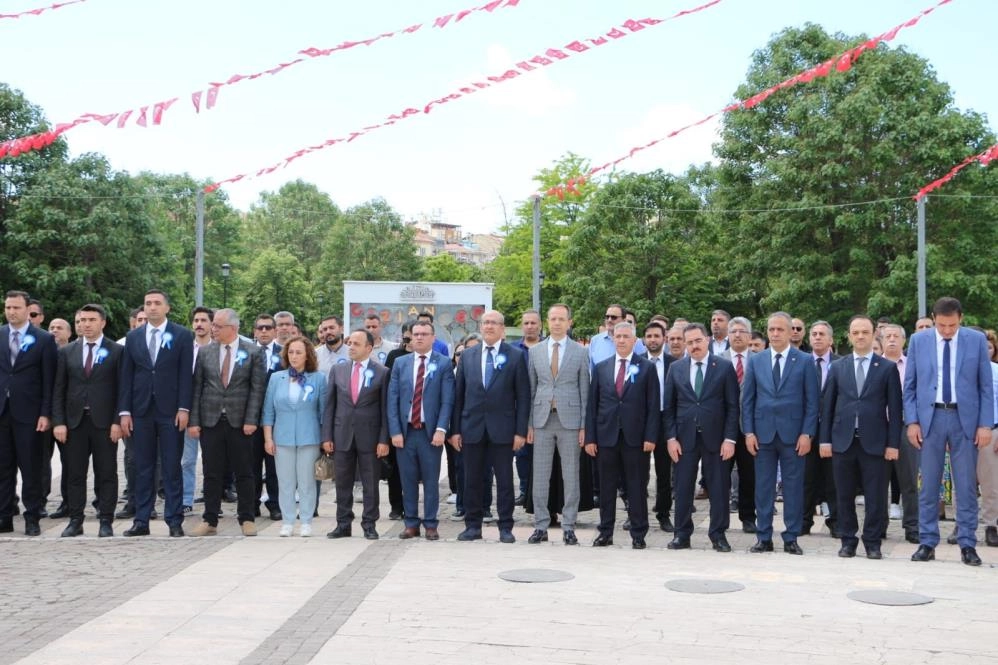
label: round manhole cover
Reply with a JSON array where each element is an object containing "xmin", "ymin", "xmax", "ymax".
[
  {"xmin": 665, "ymin": 579, "xmax": 745, "ymax": 594},
  {"xmin": 498, "ymin": 569, "xmax": 575, "ymax": 583},
  {"xmin": 847, "ymin": 590, "xmax": 933, "ymax": 606}
]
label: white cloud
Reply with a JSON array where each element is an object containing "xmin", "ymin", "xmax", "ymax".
[
  {"xmin": 472, "ymin": 44, "xmax": 577, "ymax": 116},
  {"xmin": 609, "ymin": 103, "xmax": 720, "ymax": 176}
]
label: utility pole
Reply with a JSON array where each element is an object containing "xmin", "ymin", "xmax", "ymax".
[
  {"xmin": 917, "ymin": 196, "xmax": 926, "ymax": 318},
  {"xmin": 531, "ymin": 194, "xmax": 541, "ymax": 312},
  {"xmin": 195, "ymin": 190, "xmax": 205, "ymax": 306}
]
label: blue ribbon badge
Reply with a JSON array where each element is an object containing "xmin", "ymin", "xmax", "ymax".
[
  {"xmin": 236, "ymin": 349, "xmax": 248, "ymax": 367},
  {"xmin": 627, "ymin": 364, "xmax": 640, "ymax": 383},
  {"xmin": 426, "ymin": 362, "xmax": 438, "ymax": 379},
  {"xmin": 20, "ymin": 334, "xmax": 36, "ymax": 352},
  {"xmin": 161, "ymin": 332, "xmax": 173, "ymax": 350},
  {"xmin": 303, "ymin": 384, "xmax": 315, "ymax": 401},
  {"xmin": 363, "ymin": 368, "xmax": 375, "ymax": 388},
  {"xmin": 494, "ymin": 353, "xmax": 507, "ymax": 370},
  {"xmin": 95, "ymin": 347, "xmax": 110, "ymax": 365},
  {"xmin": 378, "ymin": 351, "xmax": 387, "ymax": 363}
]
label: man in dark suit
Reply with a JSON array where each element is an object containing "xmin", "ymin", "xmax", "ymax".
[
  {"xmin": 51, "ymin": 304, "xmax": 123, "ymax": 537},
  {"xmin": 803, "ymin": 320, "xmax": 840, "ymax": 536},
  {"xmin": 252, "ymin": 313, "xmax": 282, "ymax": 520},
  {"xmin": 188, "ymin": 308, "xmax": 267, "ymax": 537},
  {"xmin": 720, "ymin": 316, "xmax": 757, "ymax": 533},
  {"xmin": 663, "ymin": 323, "xmax": 740, "ymax": 552},
  {"xmin": 905, "ymin": 297, "xmax": 994, "ymax": 566},
  {"xmin": 742, "ymin": 311, "xmax": 820, "ymax": 555},
  {"xmin": 819, "ymin": 315, "xmax": 902, "ymax": 559},
  {"xmin": 387, "ymin": 320, "xmax": 455, "ymax": 540},
  {"xmin": 323, "ymin": 329, "xmax": 390, "ymax": 540},
  {"xmin": 451, "ymin": 310, "xmax": 530, "ymax": 543},
  {"xmin": 585, "ymin": 321, "xmax": 660, "ymax": 549},
  {"xmin": 118, "ymin": 289, "xmax": 194, "ymax": 538},
  {"xmin": 641, "ymin": 320, "xmax": 675, "ymax": 532},
  {"xmin": 0, "ymin": 290, "xmax": 59, "ymax": 535}
]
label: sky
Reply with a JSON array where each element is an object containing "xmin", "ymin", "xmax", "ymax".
[{"xmin": 1, "ymin": 0, "xmax": 995, "ymax": 233}]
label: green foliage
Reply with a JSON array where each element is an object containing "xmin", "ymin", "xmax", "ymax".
[
  {"xmin": 421, "ymin": 253, "xmax": 481, "ymax": 282},
  {"xmin": 236, "ymin": 248, "xmax": 313, "ymax": 327}
]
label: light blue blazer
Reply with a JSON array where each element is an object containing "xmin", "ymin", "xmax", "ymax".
[{"xmin": 261, "ymin": 369, "xmax": 326, "ymax": 446}]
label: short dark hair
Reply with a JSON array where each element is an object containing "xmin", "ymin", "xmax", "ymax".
[
  {"xmin": 876, "ymin": 316, "xmax": 891, "ymax": 324},
  {"xmin": 684, "ymin": 322, "xmax": 709, "ymax": 338},
  {"xmin": 5, "ymin": 290, "xmax": 30, "ymax": 306},
  {"xmin": 412, "ymin": 320, "xmax": 435, "ymax": 334},
  {"xmin": 77, "ymin": 303, "xmax": 107, "ymax": 320},
  {"xmin": 711, "ymin": 309, "xmax": 730, "ymax": 321},
  {"xmin": 321, "ymin": 315, "xmax": 343, "ymax": 327},
  {"xmin": 364, "ymin": 313, "xmax": 382, "ymax": 323},
  {"xmin": 848, "ymin": 314, "xmax": 875, "ymax": 330},
  {"xmin": 418, "ymin": 311, "xmax": 434, "ymax": 323},
  {"xmin": 400, "ymin": 319, "xmax": 416, "ymax": 334},
  {"xmin": 28, "ymin": 298, "xmax": 43, "ymax": 312},
  {"xmin": 144, "ymin": 289, "xmax": 170, "ymax": 305},
  {"xmin": 622, "ymin": 307, "xmax": 636, "ymax": 321},
  {"xmin": 280, "ymin": 336, "xmax": 318, "ymax": 372},
  {"xmin": 352, "ymin": 329, "xmax": 374, "ymax": 346},
  {"xmin": 130, "ymin": 306, "xmax": 144, "ymax": 319},
  {"xmin": 643, "ymin": 321, "xmax": 667, "ymax": 337},
  {"xmin": 255, "ymin": 313, "xmax": 275, "ymax": 325},
  {"xmin": 191, "ymin": 306, "xmax": 214, "ymax": 321},
  {"xmin": 932, "ymin": 297, "xmax": 962, "ymax": 317},
  {"xmin": 548, "ymin": 303, "xmax": 572, "ymax": 319}
]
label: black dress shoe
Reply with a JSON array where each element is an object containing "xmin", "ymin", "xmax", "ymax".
[
  {"xmin": 905, "ymin": 530, "xmax": 919, "ymax": 544},
  {"xmin": 750, "ymin": 539, "xmax": 774, "ymax": 553},
  {"xmin": 911, "ymin": 545, "xmax": 935, "ymax": 561},
  {"xmin": 658, "ymin": 517, "xmax": 675, "ymax": 532},
  {"xmin": 24, "ymin": 521, "xmax": 41, "ymax": 537},
  {"xmin": 986, "ymin": 526, "xmax": 998, "ymax": 547},
  {"xmin": 866, "ymin": 546, "xmax": 883, "ymax": 560},
  {"xmin": 783, "ymin": 541, "xmax": 804, "ymax": 555},
  {"xmin": 632, "ymin": 537, "xmax": 646, "ymax": 550},
  {"xmin": 98, "ymin": 521, "xmax": 113, "ymax": 538},
  {"xmin": 527, "ymin": 529, "xmax": 548, "ymax": 544},
  {"xmin": 362, "ymin": 526, "xmax": 379, "ymax": 540},
  {"xmin": 499, "ymin": 529, "xmax": 516, "ymax": 544},
  {"xmin": 946, "ymin": 527, "xmax": 958, "ymax": 545},
  {"xmin": 667, "ymin": 537, "xmax": 691, "ymax": 550},
  {"xmin": 712, "ymin": 536, "xmax": 732, "ymax": 553},
  {"xmin": 741, "ymin": 520, "xmax": 758, "ymax": 534},
  {"xmin": 222, "ymin": 489, "xmax": 237, "ymax": 503},
  {"xmin": 115, "ymin": 507, "xmax": 136, "ymax": 519},
  {"xmin": 61, "ymin": 520, "xmax": 84, "ymax": 537},
  {"xmin": 838, "ymin": 545, "xmax": 857, "ymax": 558},
  {"xmin": 592, "ymin": 534, "xmax": 614, "ymax": 547},
  {"xmin": 388, "ymin": 510, "xmax": 403, "ymax": 520},
  {"xmin": 457, "ymin": 528, "xmax": 482, "ymax": 541},
  {"xmin": 123, "ymin": 524, "xmax": 150, "ymax": 537},
  {"xmin": 269, "ymin": 509, "xmax": 283, "ymax": 521},
  {"xmin": 49, "ymin": 504, "xmax": 69, "ymax": 519},
  {"xmin": 169, "ymin": 524, "xmax": 185, "ymax": 537},
  {"xmin": 961, "ymin": 546, "xmax": 982, "ymax": 566},
  {"xmin": 622, "ymin": 519, "xmax": 631, "ymax": 531},
  {"xmin": 563, "ymin": 530, "xmax": 578, "ymax": 546},
  {"xmin": 514, "ymin": 493, "xmax": 526, "ymax": 506},
  {"xmin": 327, "ymin": 525, "xmax": 352, "ymax": 539},
  {"xmin": 37, "ymin": 508, "xmax": 49, "ymax": 518},
  {"xmin": 0, "ymin": 517, "xmax": 13, "ymax": 533}
]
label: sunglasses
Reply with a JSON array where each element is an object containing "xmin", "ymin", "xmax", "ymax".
[
  {"xmin": 791, "ymin": 326, "xmax": 804, "ymax": 331},
  {"xmin": 605, "ymin": 314, "xmax": 620, "ymax": 320},
  {"xmin": 29, "ymin": 312, "xmax": 42, "ymax": 318},
  {"xmin": 255, "ymin": 324, "xmax": 274, "ymax": 331}
]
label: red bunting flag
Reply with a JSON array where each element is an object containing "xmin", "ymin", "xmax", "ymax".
[
  {"xmin": 545, "ymin": 0, "xmax": 954, "ymax": 199},
  {"xmin": 205, "ymin": 0, "xmax": 725, "ymax": 192},
  {"xmin": 914, "ymin": 142, "xmax": 998, "ymax": 199},
  {"xmin": 0, "ymin": 0, "xmax": 86, "ymax": 20}
]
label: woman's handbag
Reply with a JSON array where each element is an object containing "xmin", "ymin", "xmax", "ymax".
[{"xmin": 314, "ymin": 453, "xmax": 335, "ymax": 481}]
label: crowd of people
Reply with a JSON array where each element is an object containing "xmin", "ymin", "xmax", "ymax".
[{"xmin": 1, "ymin": 289, "xmax": 995, "ymax": 566}]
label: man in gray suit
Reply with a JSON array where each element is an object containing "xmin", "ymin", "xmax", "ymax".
[
  {"xmin": 188, "ymin": 308, "xmax": 267, "ymax": 537},
  {"xmin": 323, "ymin": 329, "xmax": 390, "ymax": 540},
  {"xmin": 526, "ymin": 304, "xmax": 589, "ymax": 546}
]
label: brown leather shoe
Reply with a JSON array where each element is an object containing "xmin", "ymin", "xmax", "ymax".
[
  {"xmin": 399, "ymin": 526, "xmax": 420, "ymax": 539},
  {"xmin": 190, "ymin": 521, "xmax": 217, "ymax": 537},
  {"xmin": 425, "ymin": 527, "xmax": 439, "ymax": 541}
]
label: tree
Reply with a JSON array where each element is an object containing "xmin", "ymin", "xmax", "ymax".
[
  {"xmin": 236, "ymin": 248, "xmax": 313, "ymax": 327},
  {"xmin": 421, "ymin": 253, "xmax": 482, "ymax": 282},
  {"xmin": 712, "ymin": 24, "xmax": 998, "ymax": 333}
]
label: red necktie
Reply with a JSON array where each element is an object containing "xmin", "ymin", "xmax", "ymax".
[
  {"xmin": 615, "ymin": 358, "xmax": 627, "ymax": 398},
  {"xmin": 84, "ymin": 342, "xmax": 95, "ymax": 377},
  {"xmin": 410, "ymin": 355, "xmax": 426, "ymax": 426},
  {"xmin": 351, "ymin": 362, "xmax": 362, "ymax": 403},
  {"xmin": 735, "ymin": 353, "xmax": 744, "ymax": 385}
]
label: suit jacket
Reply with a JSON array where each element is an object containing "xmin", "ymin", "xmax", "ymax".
[
  {"xmin": 819, "ymin": 353, "xmax": 902, "ymax": 456},
  {"xmin": 528, "ymin": 338, "xmax": 589, "ymax": 430},
  {"xmin": 903, "ymin": 326, "xmax": 994, "ymax": 439},
  {"xmin": 190, "ymin": 340, "xmax": 267, "ymax": 428},
  {"xmin": 741, "ymin": 345, "xmax": 819, "ymax": 444},
  {"xmin": 585, "ymin": 354, "xmax": 660, "ymax": 448},
  {"xmin": 662, "ymin": 355, "xmax": 739, "ymax": 453},
  {"xmin": 452, "ymin": 341, "xmax": 530, "ymax": 444},
  {"xmin": 0, "ymin": 323, "xmax": 58, "ymax": 423},
  {"xmin": 52, "ymin": 337, "xmax": 123, "ymax": 430},
  {"xmin": 386, "ymin": 351, "xmax": 455, "ymax": 437},
  {"xmin": 261, "ymin": 369, "xmax": 326, "ymax": 446},
  {"xmin": 321, "ymin": 358, "xmax": 389, "ymax": 451},
  {"xmin": 118, "ymin": 321, "xmax": 194, "ymax": 419},
  {"xmin": 260, "ymin": 341, "xmax": 284, "ymax": 376}
]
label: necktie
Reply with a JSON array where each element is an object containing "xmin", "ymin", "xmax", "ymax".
[
  {"xmin": 411, "ymin": 355, "xmax": 426, "ymax": 426},
  {"xmin": 9, "ymin": 330, "xmax": 19, "ymax": 364},
  {"xmin": 772, "ymin": 352, "xmax": 782, "ymax": 388},
  {"xmin": 148, "ymin": 328, "xmax": 159, "ymax": 364},
  {"xmin": 735, "ymin": 353, "xmax": 744, "ymax": 385},
  {"xmin": 550, "ymin": 341, "xmax": 560, "ymax": 379},
  {"xmin": 484, "ymin": 346, "xmax": 495, "ymax": 387},
  {"xmin": 694, "ymin": 361, "xmax": 704, "ymax": 397},
  {"xmin": 855, "ymin": 356, "xmax": 867, "ymax": 394},
  {"xmin": 815, "ymin": 357, "xmax": 824, "ymax": 390},
  {"xmin": 351, "ymin": 362, "xmax": 362, "ymax": 402},
  {"xmin": 942, "ymin": 338, "xmax": 952, "ymax": 403},
  {"xmin": 221, "ymin": 344, "xmax": 231, "ymax": 388},
  {"xmin": 652, "ymin": 357, "xmax": 663, "ymax": 409},
  {"xmin": 85, "ymin": 342, "xmax": 95, "ymax": 377},
  {"xmin": 615, "ymin": 358, "xmax": 627, "ymax": 398}
]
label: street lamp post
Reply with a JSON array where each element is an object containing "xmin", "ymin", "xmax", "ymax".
[{"xmin": 221, "ymin": 263, "xmax": 231, "ymax": 308}]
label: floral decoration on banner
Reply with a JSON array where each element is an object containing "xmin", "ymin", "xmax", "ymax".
[
  {"xmin": 545, "ymin": 0, "xmax": 955, "ymax": 200},
  {"xmin": 0, "ymin": 0, "xmax": 524, "ymax": 160},
  {"xmin": 914, "ymin": 142, "xmax": 998, "ymax": 200},
  {"xmin": 0, "ymin": 0, "xmax": 85, "ymax": 20},
  {"xmin": 205, "ymin": 0, "xmax": 726, "ymax": 192}
]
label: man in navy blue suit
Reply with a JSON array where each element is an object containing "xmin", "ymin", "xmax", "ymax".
[
  {"xmin": 0, "ymin": 290, "xmax": 58, "ymax": 535},
  {"xmin": 585, "ymin": 321, "xmax": 660, "ymax": 549},
  {"xmin": 663, "ymin": 323, "xmax": 740, "ymax": 552},
  {"xmin": 905, "ymin": 297, "xmax": 994, "ymax": 566},
  {"xmin": 451, "ymin": 310, "xmax": 529, "ymax": 543},
  {"xmin": 742, "ymin": 311, "xmax": 819, "ymax": 555},
  {"xmin": 118, "ymin": 289, "xmax": 194, "ymax": 537},
  {"xmin": 387, "ymin": 320, "xmax": 455, "ymax": 541},
  {"xmin": 819, "ymin": 315, "xmax": 902, "ymax": 559}
]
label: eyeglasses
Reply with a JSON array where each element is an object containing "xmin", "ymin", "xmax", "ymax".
[
  {"xmin": 255, "ymin": 324, "xmax": 274, "ymax": 331},
  {"xmin": 729, "ymin": 329, "xmax": 748, "ymax": 335},
  {"xmin": 605, "ymin": 314, "xmax": 620, "ymax": 320},
  {"xmin": 211, "ymin": 322, "xmax": 235, "ymax": 329},
  {"xmin": 29, "ymin": 312, "xmax": 42, "ymax": 318},
  {"xmin": 791, "ymin": 326, "xmax": 804, "ymax": 331}
]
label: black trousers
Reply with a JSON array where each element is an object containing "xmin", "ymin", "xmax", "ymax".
[
  {"xmin": 200, "ymin": 420, "xmax": 255, "ymax": 526},
  {"xmin": 251, "ymin": 428, "xmax": 279, "ymax": 511},
  {"xmin": 727, "ymin": 430, "xmax": 756, "ymax": 523},
  {"xmin": 650, "ymin": 437, "xmax": 673, "ymax": 520},
  {"xmin": 804, "ymin": 441, "xmax": 838, "ymax": 530},
  {"xmin": 386, "ymin": 442, "xmax": 403, "ymax": 514},
  {"xmin": 674, "ymin": 432, "xmax": 730, "ymax": 541},
  {"xmin": 597, "ymin": 435, "xmax": 650, "ymax": 539},
  {"xmin": 463, "ymin": 433, "xmax": 514, "ymax": 531},
  {"xmin": 40, "ymin": 431, "xmax": 68, "ymax": 506},
  {"xmin": 0, "ymin": 407, "xmax": 43, "ymax": 521},
  {"xmin": 65, "ymin": 413, "xmax": 118, "ymax": 521},
  {"xmin": 333, "ymin": 444, "xmax": 380, "ymax": 528},
  {"xmin": 833, "ymin": 435, "xmax": 888, "ymax": 549}
]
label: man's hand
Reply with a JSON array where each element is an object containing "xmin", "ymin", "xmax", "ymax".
[
  {"xmin": 109, "ymin": 424, "xmax": 122, "ymax": 443},
  {"xmin": 667, "ymin": 438, "xmax": 682, "ymax": 463},
  {"xmin": 322, "ymin": 441, "xmax": 334, "ymax": 454},
  {"xmin": 884, "ymin": 447, "xmax": 899, "ymax": 461},
  {"xmin": 120, "ymin": 414, "xmax": 133, "ymax": 438},
  {"xmin": 243, "ymin": 424, "xmax": 257, "ymax": 436},
  {"xmin": 376, "ymin": 443, "xmax": 390, "ymax": 458},
  {"xmin": 36, "ymin": 416, "xmax": 50, "ymax": 433},
  {"xmin": 642, "ymin": 440, "xmax": 655, "ymax": 453},
  {"xmin": 449, "ymin": 434, "xmax": 462, "ymax": 452},
  {"xmin": 391, "ymin": 434, "xmax": 404, "ymax": 449},
  {"xmin": 175, "ymin": 410, "xmax": 189, "ymax": 430},
  {"xmin": 584, "ymin": 443, "xmax": 598, "ymax": 458},
  {"xmin": 720, "ymin": 441, "xmax": 735, "ymax": 462},
  {"xmin": 526, "ymin": 426, "xmax": 534, "ymax": 445},
  {"xmin": 431, "ymin": 430, "xmax": 445, "ymax": 447},
  {"xmin": 976, "ymin": 427, "xmax": 991, "ymax": 449},
  {"xmin": 577, "ymin": 430, "xmax": 585, "ymax": 447},
  {"xmin": 513, "ymin": 435, "xmax": 526, "ymax": 452},
  {"xmin": 187, "ymin": 426, "xmax": 201, "ymax": 438},
  {"xmin": 907, "ymin": 423, "xmax": 923, "ymax": 449},
  {"xmin": 745, "ymin": 433, "xmax": 759, "ymax": 456},
  {"xmin": 53, "ymin": 425, "xmax": 68, "ymax": 444},
  {"xmin": 819, "ymin": 443, "xmax": 832, "ymax": 459},
  {"xmin": 796, "ymin": 434, "xmax": 811, "ymax": 457}
]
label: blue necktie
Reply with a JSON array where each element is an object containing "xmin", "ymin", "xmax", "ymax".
[
  {"xmin": 772, "ymin": 352, "xmax": 782, "ymax": 388},
  {"xmin": 942, "ymin": 338, "xmax": 952, "ymax": 403},
  {"xmin": 484, "ymin": 346, "xmax": 495, "ymax": 387}
]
